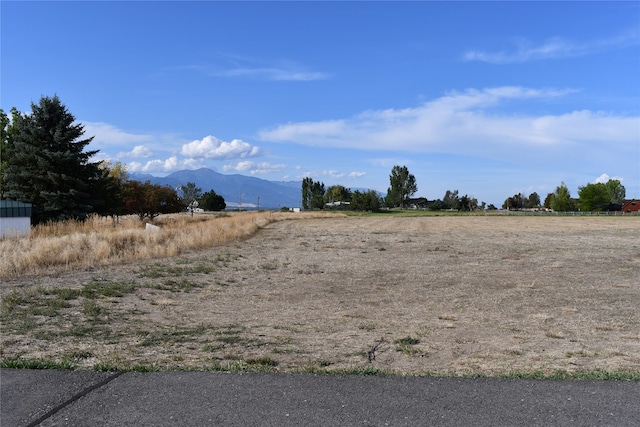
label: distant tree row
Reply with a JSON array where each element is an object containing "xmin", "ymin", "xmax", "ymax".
[
  {"xmin": 427, "ymin": 190, "xmax": 482, "ymax": 211},
  {"xmin": 302, "ymin": 165, "xmax": 482, "ymax": 212},
  {"xmin": 502, "ymin": 192, "xmax": 541, "ymax": 210},
  {"xmin": 500, "ymin": 180, "xmax": 626, "ymax": 212},
  {"xmin": 301, "ymin": 177, "xmax": 381, "ymax": 212},
  {"xmin": 545, "ymin": 180, "xmax": 625, "ymax": 212},
  {"xmin": 302, "ymin": 165, "xmax": 419, "ymax": 212},
  {"xmin": 177, "ymin": 181, "xmax": 226, "ymax": 213},
  {"xmin": 1, "ymin": 96, "xmax": 225, "ymax": 224},
  {"xmin": 302, "ymin": 162, "xmax": 628, "ymax": 214}
]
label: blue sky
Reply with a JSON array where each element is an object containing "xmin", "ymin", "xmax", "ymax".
[{"xmin": 2, "ymin": 1, "xmax": 639, "ymax": 206}]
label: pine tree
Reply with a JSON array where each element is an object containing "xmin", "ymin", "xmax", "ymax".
[
  {"xmin": 550, "ymin": 182, "xmax": 574, "ymax": 212},
  {"xmin": 200, "ymin": 189, "xmax": 226, "ymax": 211},
  {"xmin": 1, "ymin": 108, "xmax": 22, "ymax": 198},
  {"xmin": 4, "ymin": 96, "xmax": 100, "ymax": 223}
]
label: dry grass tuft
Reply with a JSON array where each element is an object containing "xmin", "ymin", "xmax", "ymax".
[{"xmin": 0, "ymin": 211, "xmax": 343, "ymax": 278}]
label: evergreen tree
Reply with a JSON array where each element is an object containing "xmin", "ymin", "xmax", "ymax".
[
  {"xmin": 4, "ymin": 96, "xmax": 101, "ymax": 223},
  {"xmin": 301, "ymin": 177, "xmax": 313, "ymax": 210},
  {"xmin": 527, "ymin": 192, "xmax": 541, "ymax": 208},
  {"xmin": 1, "ymin": 108, "xmax": 22, "ymax": 198},
  {"xmin": 550, "ymin": 182, "xmax": 574, "ymax": 212},
  {"xmin": 310, "ymin": 180, "xmax": 326, "ymax": 209},
  {"xmin": 200, "ymin": 189, "xmax": 226, "ymax": 211}
]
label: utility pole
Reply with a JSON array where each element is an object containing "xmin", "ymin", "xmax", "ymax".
[{"xmin": 257, "ymin": 195, "xmax": 260, "ymax": 211}]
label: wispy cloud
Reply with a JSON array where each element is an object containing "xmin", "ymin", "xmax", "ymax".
[
  {"xmin": 464, "ymin": 29, "xmax": 639, "ymax": 64},
  {"xmin": 82, "ymin": 122, "xmax": 154, "ymax": 147},
  {"xmin": 183, "ymin": 53, "xmax": 329, "ymax": 81},
  {"xmin": 323, "ymin": 170, "xmax": 346, "ymax": 179},
  {"xmin": 258, "ymin": 86, "xmax": 639, "ymax": 163},
  {"xmin": 295, "ymin": 169, "xmax": 367, "ymax": 182},
  {"xmin": 218, "ymin": 67, "xmax": 328, "ymax": 82},
  {"xmin": 223, "ymin": 161, "xmax": 286, "ymax": 175}
]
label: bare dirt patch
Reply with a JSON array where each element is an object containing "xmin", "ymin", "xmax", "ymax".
[{"xmin": 2, "ymin": 215, "xmax": 639, "ymax": 375}]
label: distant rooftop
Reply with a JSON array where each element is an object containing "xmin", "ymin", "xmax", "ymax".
[{"xmin": 0, "ymin": 200, "xmax": 33, "ymax": 218}]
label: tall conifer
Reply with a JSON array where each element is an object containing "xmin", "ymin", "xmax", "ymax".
[{"xmin": 4, "ymin": 95, "xmax": 100, "ymax": 223}]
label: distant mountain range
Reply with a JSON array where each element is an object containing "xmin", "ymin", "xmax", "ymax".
[{"xmin": 130, "ymin": 168, "xmax": 302, "ymax": 209}]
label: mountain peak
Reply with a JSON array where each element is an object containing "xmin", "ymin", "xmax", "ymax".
[{"xmin": 130, "ymin": 169, "xmax": 301, "ymax": 209}]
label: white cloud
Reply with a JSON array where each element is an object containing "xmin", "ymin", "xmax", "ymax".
[
  {"xmin": 323, "ymin": 170, "xmax": 346, "ymax": 179},
  {"xmin": 181, "ymin": 135, "xmax": 262, "ymax": 160},
  {"xmin": 82, "ymin": 121, "xmax": 153, "ymax": 146},
  {"xmin": 190, "ymin": 53, "xmax": 330, "ymax": 81},
  {"xmin": 223, "ymin": 161, "xmax": 286, "ymax": 175},
  {"xmin": 258, "ymin": 86, "xmax": 639, "ymax": 163},
  {"xmin": 117, "ymin": 145, "xmax": 154, "ymax": 158},
  {"xmin": 296, "ymin": 170, "xmax": 365, "ymax": 181},
  {"xmin": 595, "ymin": 173, "xmax": 623, "ymax": 184},
  {"xmin": 128, "ymin": 156, "xmax": 205, "ymax": 174},
  {"xmin": 223, "ymin": 161, "xmax": 254, "ymax": 173},
  {"xmin": 464, "ymin": 29, "xmax": 639, "ymax": 63}
]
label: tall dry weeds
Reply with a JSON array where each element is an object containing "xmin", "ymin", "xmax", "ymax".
[{"xmin": 0, "ymin": 211, "xmax": 343, "ymax": 278}]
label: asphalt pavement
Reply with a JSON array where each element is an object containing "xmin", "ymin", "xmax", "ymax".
[{"xmin": 1, "ymin": 369, "xmax": 639, "ymax": 426}]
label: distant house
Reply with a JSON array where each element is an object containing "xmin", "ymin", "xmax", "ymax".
[
  {"xmin": 325, "ymin": 201, "xmax": 350, "ymax": 209},
  {"xmin": 0, "ymin": 200, "xmax": 33, "ymax": 238},
  {"xmin": 406, "ymin": 197, "xmax": 429, "ymax": 209},
  {"xmin": 621, "ymin": 199, "xmax": 639, "ymax": 214}
]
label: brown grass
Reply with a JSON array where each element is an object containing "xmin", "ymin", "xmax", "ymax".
[
  {"xmin": 1, "ymin": 214, "xmax": 639, "ymax": 376},
  {"xmin": 0, "ymin": 211, "xmax": 343, "ymax": 278}
]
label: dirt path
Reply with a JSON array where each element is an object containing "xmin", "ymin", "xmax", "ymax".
[{"xmin": 2, "ymin": 215, "xmax": 639, "ymax": 375}]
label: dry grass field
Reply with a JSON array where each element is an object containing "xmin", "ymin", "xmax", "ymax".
[{"xmin": 1, "ymin": 213, "xmax": 639, "ymax": 377}]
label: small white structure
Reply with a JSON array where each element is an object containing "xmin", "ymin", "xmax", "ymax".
[
  {"xmin": 145, "ymin": 223, "xmax": 161, "ymax": 232},
  {"xmin": 0, "ymin": 200, "xmax": 32, "ymax": 238}
]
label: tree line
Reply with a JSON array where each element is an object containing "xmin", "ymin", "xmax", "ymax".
[
  {"xmin": 302, "ymin": 164, "xmax": 628, "ymax": 213},
  {"xmin": 502, "ymin": 179, "xmax": 626, "ymax": 212},
  {"xmin": 302, "ymin": 165, "xmax": 419, "ymax": 212},
  {"xmin": 1, "ymin": 95, "xmax": 225, "ymax": 224},
  {"xmin": 303, "ymin": 165, "xmax": 487, "ymax": 212},
  {"xmin": 301, "ymin": 165, "xmax": 481, "ymax": 212}
]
